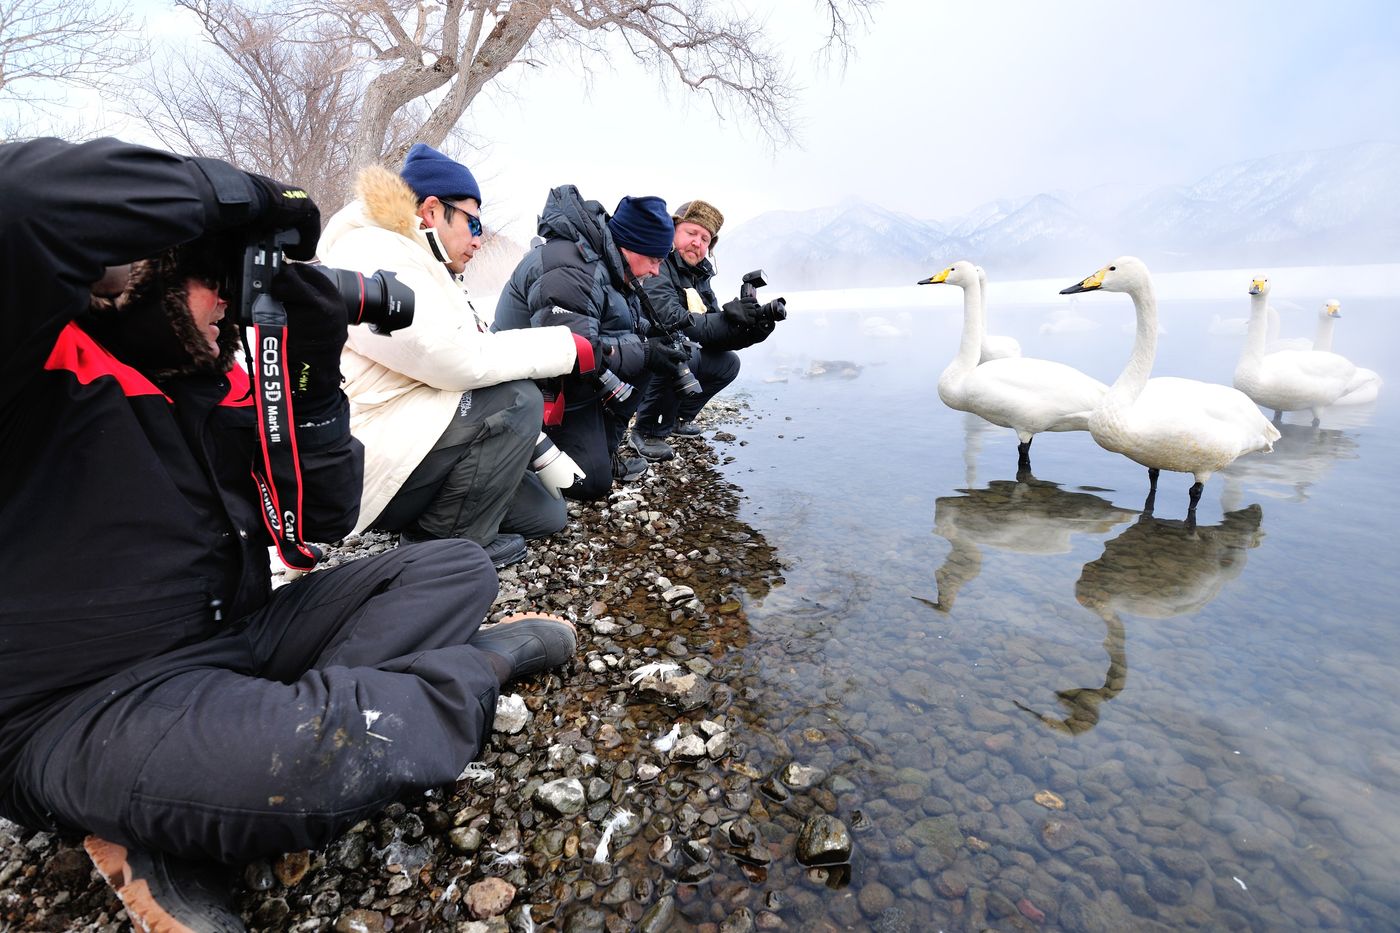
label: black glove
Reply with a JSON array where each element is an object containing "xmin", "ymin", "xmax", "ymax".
[
  {"xmin": 188, "ymin": 159, "xmax": 322, "ymax": 260},
  {"xmin": 722, "ymin": 295, "xmax": 762, "ymax": 328},
  {"xmin": 275, "ymin": 264, "xmax": 347, "ymax": 403},
  {"xmin": 247, "ymin": 173, "xmax": 321, "ymax": 260},
  {"xmin": 644, "ymin": 336, "xmax": 690, "ymax": 376}
]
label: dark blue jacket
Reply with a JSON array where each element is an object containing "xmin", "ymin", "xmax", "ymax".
[{"xmin": 493, "ymin": 186, "xmax": 648, "ymax": 407}]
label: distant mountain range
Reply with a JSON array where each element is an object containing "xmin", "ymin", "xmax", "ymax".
[{"xmin": 718, "ymin": 141, "xmax": 1400, "ymax": 289}]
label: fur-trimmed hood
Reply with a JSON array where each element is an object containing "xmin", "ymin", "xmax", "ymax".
[
  {"xmin": 319, "ymin": 165, "xmax": 436, "ymax": 262},
  {"xmin": 80, "ymin": 241, "xmax": 239, "ymax": 377}
]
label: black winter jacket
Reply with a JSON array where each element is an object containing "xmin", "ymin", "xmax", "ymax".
[
  {"xmin": 493, "ymin": 186, "xmax": 648, "ymax": 408},
  {"xmin": 641, "ymin": 251, "xmax": 775, "ymax": 351},
  {"xmin": 0, "ymin": 138, "xmax": 362, "ymax": 792}
]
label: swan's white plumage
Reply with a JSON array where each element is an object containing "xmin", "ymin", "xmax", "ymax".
[
  {"xmin": 1066, "ymin": 257, "xmax": 1279, "ymax": 486},
  {"xmin": 1310, "ymin": 300, "xmax": 1383, "ymax": 405},
  {"xmin": 926, "ymin": 261, "xmax": 1105, "ymax": 445},
  {"xmin": 1234, "ymin": 278, "xmax": 1357, "ymax": 422}
]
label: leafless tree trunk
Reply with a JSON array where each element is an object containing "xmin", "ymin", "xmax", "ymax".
[{"xmin": 0, "ymin": 0, "xmax": 144, "ymax": 137}]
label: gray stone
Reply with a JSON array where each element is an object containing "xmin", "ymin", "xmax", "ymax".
[
  {"xmin": 639, "ymin": 895, "xmax": 676, "ymax": 933},
  {"xmin": 661, "ymin": 585, "xmax": 695, "ymax": 604},
  {"xmin": 534, "ymin": 778, "xmax": 586, "ymax": 816},
  {"xmin": 780, "ymin": 762, "xmax": 825, "ymax": 789},
  {"xmin": 670, "ymin": 734, "xmax": 707, "ymax": 762},
  {"xmin": 493, "ymin": 694, "xmax": 530, "ymax": 734},
  {"xmin": 796, "ymin": 814, "xmax": 852, "ymax": 866}
]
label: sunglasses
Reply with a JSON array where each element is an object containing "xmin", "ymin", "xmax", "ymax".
[{"xmin": 441, "ymin": 199, "xmax": 483, "ymax": 237}]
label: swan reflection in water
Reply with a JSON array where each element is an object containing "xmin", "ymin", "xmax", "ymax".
[
  {"xmin": 1016, "ymin": 502, "xmax": 1266, "ymax": 735},
  {"xmin": 922, "ymin": 465, "xmax": 1137, "ymax": 611},
  {"xmin": 1221, "ymin": 422, "xmax": 1360, "ymax": 503}
]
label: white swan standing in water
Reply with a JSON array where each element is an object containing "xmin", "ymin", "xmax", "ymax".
[
  {"xmin": 1310, "ymin": 300, "xmax": 1383, "ymax": 406},
  {"xmin": 921, "ymin": 260, "xmax": 1106, "ymax": 470},
  {"xmin": 975, "ymin": 266, "xmax": 1023, "ymax": 362},
  {"xmin": 1061, "ymin": 257, "xmax": 1280, "ymax": 521},
  {"xmin": 1234, "ymin": 277, "xmax": 1357, "ymax": 425}
]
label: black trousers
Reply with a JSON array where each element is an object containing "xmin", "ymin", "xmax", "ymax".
[
  {"xmin": 3, "ymin": 541, "xmax": 501, "ymax": 864},
  {"xmin": 634, "ymin": 346, "xmax": 740, "ymax": 438},
  {"xmin": 372, "ymin": 380, "xmax": 565, "ymax": 543},
  {"xmin": 545, "ymin": 387, "xmax": 642, "ymax": 501}
]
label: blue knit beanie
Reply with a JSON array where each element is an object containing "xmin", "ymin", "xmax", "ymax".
[
  {"xmin": 608, "ymin": 196, "xmax": 673, "ymax": 259},
  {"xmin": 400, "ymin": 143, "xmax": 482, "ymax": 204}
]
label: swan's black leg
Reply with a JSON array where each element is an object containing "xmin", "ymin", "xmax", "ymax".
[
  {"xmin": 1147, "ymin": 468, "xmax": 1159, "ymax": 492},
  {"xmin": 1143, "ymin": 468, "xmax": 1159, "ymax": 517},
  {"xmin": 1311, "ymin": 416, "xmax": 1320, "ymax": 427},
  {"xmin": 1017, "ymin": 438, "xmax": 1032, "ymax": 471},
  {"xmin": 1272, "ymin": 409, "xmax": 1283, "ymax": 424},
  {"xmin": 1186, "ymin": 481, "xmax": 1203, "ymax": 530}
]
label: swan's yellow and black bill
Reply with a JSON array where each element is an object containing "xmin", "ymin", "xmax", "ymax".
[
  {"xmin": 1060, "ymin": 268, "xmax": 1105, "ymax": 294},
  {"xmin": 917, "ymin": 268, "xmax": 952, "ymax": 285},
  {"xmin": 1249, "ymin": 278, "xmax": 1267, "ymax": 295}
]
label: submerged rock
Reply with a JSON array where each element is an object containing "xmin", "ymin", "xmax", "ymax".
[{"xmin": 796, "ymin": 814, "xmax": 852, "ymax": 866}]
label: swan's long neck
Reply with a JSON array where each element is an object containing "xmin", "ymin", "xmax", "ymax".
[
  {"xmin": 1312, "ymin": 313, "xmax": 1335, "ymax": 352},
  {"xmin": 952, "ymin": 277, "xmax": 985, "ymax": 372},
  {"xmin": 1240, "ymin": 291, "xmax": 1270, "ymax": 368},
  {"xmin": 1108, "ymin": 280, "xmax": 1159, "ymax": 402}
]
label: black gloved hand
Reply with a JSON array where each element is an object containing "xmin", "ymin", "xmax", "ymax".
[
  {"xmin": 722, "ymin": 295, "xmax": 762, "ymax": 328},
  {"xmin": 188, "ymin": 158, "xmax": 321, "ymax": 260},
  {"xmin": 274, "ymin": 264, "xmax": 347, "ymax": 403},
  {"xmin": 644, "ymin": 336, "xmax": 690, "ymax": 376},
  {"xmin": 246, "ymin": 173, "xmax": 321, "ymax": 260}
]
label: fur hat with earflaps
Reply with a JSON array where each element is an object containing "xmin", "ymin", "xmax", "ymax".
[
  {"xmin": 83, "ymin": 239, "xmax": 240, "ymax": 377},
  {"xmin": 672, "ymin": 199, "xmax": 724, "ymax": 248}
]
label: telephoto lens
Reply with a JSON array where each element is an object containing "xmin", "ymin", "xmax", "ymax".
[
  {"xmin": 316, "ymin": 267, "xmax": 416, "ymax": 335},
  {"xmin": 596, "ymin": 368, "xmax": 633, "ymax": 406},
  {"xmin": 530, "ymin": 432, "xmax": 586, "ymax": 498},
  {"xmin": 674, "ymin": 363, "xmax": 703, "ymax": 396}
]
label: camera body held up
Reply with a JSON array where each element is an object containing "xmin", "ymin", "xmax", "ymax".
[
  {"xmin": 740, "ymin": 269, "xmax": 787, "ymax": 324},
  {"xmin": 229, "ymin": 228, "xmax": 415, "ymax": 335}
]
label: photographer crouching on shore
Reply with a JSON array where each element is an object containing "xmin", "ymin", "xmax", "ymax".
[
  {"xmin": 0, "ymin": 137, "xmax": 575, "ymax": 932},
  {"xmin": 628, "ymin": 199, "xmax": 783, "ymax": 462}
]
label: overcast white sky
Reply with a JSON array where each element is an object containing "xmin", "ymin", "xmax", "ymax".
[{"xmin": 41, "ymin": 0, "xmax": 1400, "ymax": 240}]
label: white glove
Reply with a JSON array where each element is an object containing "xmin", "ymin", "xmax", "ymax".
[{"xmin": 530, "ymin": 432, "xmax": 585, "ymax": 498}]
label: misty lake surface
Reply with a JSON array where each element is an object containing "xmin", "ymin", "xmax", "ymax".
[{"xmin": 702, "ymin": 279, "xmax": 1400, "ymax": 931}]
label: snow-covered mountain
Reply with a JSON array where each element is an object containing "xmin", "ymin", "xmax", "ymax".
[{"xmin": 719, "ymin": 141, "xmax": 1400, "ymax": 289}]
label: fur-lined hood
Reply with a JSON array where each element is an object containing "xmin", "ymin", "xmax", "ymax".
[
  {"xmin": 81, "ymin": 242, "xmax": 239, "ymax": 377},
  {"xmin": 319, "ymin": 165, "xmax": 435, "ymax": 260}
]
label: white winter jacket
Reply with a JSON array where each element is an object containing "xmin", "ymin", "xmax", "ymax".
[{"xmin": 318, "ymin": 166, "xmax": 577, "ymax": 532}]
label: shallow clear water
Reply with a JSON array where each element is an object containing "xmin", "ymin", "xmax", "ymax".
[{"xmin": 711, "ymin": 286, "xmax": 1400, "ymax": 930}]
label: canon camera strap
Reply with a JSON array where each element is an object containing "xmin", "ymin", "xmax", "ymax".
[{"xmin": 244, "ymin": 242, "xmax": 322, "ymax": 571}]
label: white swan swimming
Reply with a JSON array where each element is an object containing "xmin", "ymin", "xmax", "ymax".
[
  {"xmin": 1234, "ymin": 277, "xmax": 1357, "ymax": 425},
  {"xmin": 1309, "ymin": 299, "xmax": 1383, "ymax": 406},
  {"xmin": 974, "ymin": 266, "xmax": 1023, "ymax": 362},
  {"xmin": 1061, "ymin": 257, "xmax": 1280, "ymax": 519},
  {"xmin": 921, "ymin": 260, "xmax": 1107, "ymax": 469}
]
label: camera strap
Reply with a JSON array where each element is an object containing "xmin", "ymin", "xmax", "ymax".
[{"xmin": 248, "ymin": 292, "xmax": 322, "ymax": 571}]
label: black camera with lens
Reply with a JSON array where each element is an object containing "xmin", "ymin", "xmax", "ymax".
[
  {"xmin": 740, "ymin": 269, "xmax": 787, "ymax": 324},
  {"xmin": 230, "ymin": 229, "xmax": 415, "ymax": 335},
  {"xmin": 666, "ymin": 334, "xmax": 703, "ymax": 397}
]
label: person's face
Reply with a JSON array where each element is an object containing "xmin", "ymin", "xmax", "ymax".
[
  {"xmin": 620, "ymin": 248, "xmax": 663, "ymax": 280},
  {"xmin": 422, "ymin": 196, "xmax": 483, "ymax": 274},
  {"xmin": 673, "ymin": 221, "xmax": 712, "ymax": 267},
  {"xmin": 185, "ymin": 280, "xmax": 227, "ymax": 354}
]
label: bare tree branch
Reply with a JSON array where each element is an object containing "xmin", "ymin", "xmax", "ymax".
[
  {"xmin": 0, "ymin": 0, "xmax": 144, "ymax": 113},
  {"xmin": 131, "ymin": 0, "xmax": 877, "ymax": 208}
]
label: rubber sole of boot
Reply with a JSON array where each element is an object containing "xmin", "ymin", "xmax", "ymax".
[{"xmin": 85, "ymin": 837, "xmax": 245, "ymax": 933}]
